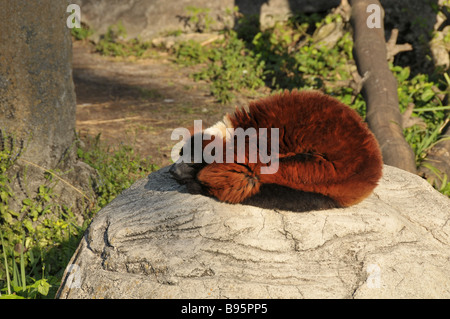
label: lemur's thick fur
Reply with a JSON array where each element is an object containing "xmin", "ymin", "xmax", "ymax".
[{"xmin": 170, "ymin": 90, "xmax": 383, "ymax": 209}]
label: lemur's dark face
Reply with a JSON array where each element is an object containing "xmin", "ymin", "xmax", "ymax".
[
  {"xmin": 169, "ymin": 162, "xmax": 203, "ymax": 182},
  {"xmin": 169, "ymin": 134, "xmax": 206, "ymax": 185}
]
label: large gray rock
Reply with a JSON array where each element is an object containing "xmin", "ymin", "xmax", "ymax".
[{"xmin": 56, "ymin": 165, "xmax": 450, "ymax": 299}]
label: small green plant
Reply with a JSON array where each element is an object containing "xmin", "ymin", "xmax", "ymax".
[
  {"xmin": 172, "ymin": 11, "xmax": 359, "ymax": 105},
  {"xmin": 184, "ymin": 6, "xmax": 216, "ymax": 33},
  {"xmin": 1, "ymin": 131, "xmax": 158, "ymax": 298},
  {"xmin": 0, "ymin": 134, "xmax": 82, "ymax": 298},
  {"xmin": 95, "ymin": 21, "xmax": 150, "ymax": 57},
  {"xmin": 165, "ymin": 29, "xmax": 183, "ymax": 37},
  {"xmin": 175, "ymin": 40, "xmax": 210, "ymax": 66},
  {"xmin": 250, "ymin": 13, "xmax": 354, "ymax": 92},
  {"xmin": 421, "ymin": 162, "xmax": 450, "ymax": 197},
  {"xmin": 0, "ymin": 229, "xmax": 52, "ymax": 299},
  {"xmin": 71, "ymin": 23, "xmax": 93, "ymax": 41},
  {"xmin": 76, "ymin": 134, "xmax": 159, "ymax": 208},
  {"xmin": 192, "ymin": 31, "xmax": 266, "ymax": 103},
  {"xmin": 174, "ymin": 31, "xmax": 266, "ymax": 103},
  {"xmin": 392, "ymin": 64, "xmax": 449, "ymax": 167}
]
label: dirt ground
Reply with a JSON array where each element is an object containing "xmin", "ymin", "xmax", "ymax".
[{"xmin": 73, "ymin": 40, "xmax": 255, "ymax": 168}]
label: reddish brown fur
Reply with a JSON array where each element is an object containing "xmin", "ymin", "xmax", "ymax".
[{"xmin": 184, "ymin": 90, "xmax": 383, "ymax": 207}]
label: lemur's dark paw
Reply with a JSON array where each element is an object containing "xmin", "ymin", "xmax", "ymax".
[{"xmin": 169, "ymin": 162, "xmax": 205, "ymax": 195}]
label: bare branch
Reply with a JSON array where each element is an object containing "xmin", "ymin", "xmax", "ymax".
[
  {"xmin": 386, "ymin": 28, "xmax": 413, "ymax": 62},
  {"xmin": 349, "ymin": 0, "xmax": 417, "ymax": 173}
]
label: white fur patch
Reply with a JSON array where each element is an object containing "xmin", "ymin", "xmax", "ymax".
[{"xmin": 204, "ymin": 114, "xmax": 233, "ymax": 142}]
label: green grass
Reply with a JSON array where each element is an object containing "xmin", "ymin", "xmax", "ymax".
[
  {"xmin": 94, "ymin": 21, "xmax": 151, "ymax": 58},
  {"xmin": 0, "ymin": 134, "xmax": 83, "ymax": 298},
  {"xmin": 189, "ymin": 31, "xmax": 266, "ymax": 103},
  {"xmin": 70, "ymin": 23, "xmax": 93, "ymax": 41},
  {"xmin": 394, "ymin": 65, "xmax": 450, "ymax": 190},
  {"xmin": 76, "ymin": 134, "xmax": 159, "ymax": 208},
  {"xmin": 172, "ymin": 11, "xmax": 365, "ymax": 107},
  {"xmin": 183, "ymin": 5, "xmax": 216, "ymax": 33},
  {"xmin": 0, "ymin": 133, "xmax": 158, "ymax": 298}
]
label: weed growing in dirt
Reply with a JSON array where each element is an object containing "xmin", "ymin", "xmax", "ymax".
[
  {"xmin": 70, "ymin": 23, "xmax": 93, "ymax": 41},
  {"xmin": 175, "ymin": 40, "xmax": 210, "ymax": 66},
  {"xmin": 183, "ymin": 6, "xmax": 216, "ymax": 33},
  {"xmin": 191, "ymin": 31, "xmax": 266, "ymax": 103},
  {"xmin": 95, "ymin": 21, "xmax": 151, "ymax": 58},
  {"xmin": 0, "ymin": 134, "xmax": 83, "ymax": 299},
  {"xmin": 172, "ymin": 12, "xmax": 366, "ymax": 109},
  {"xmin": 395, "ymin": 68, "xmax": 450, "ymax": 194},
  {"xmin": 76, "ymin": 134, "xmax": 159, "ymax": 208}
]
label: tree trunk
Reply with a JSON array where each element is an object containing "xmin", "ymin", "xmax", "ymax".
[
  {"xmin": 0, "ymin": 0, "xmax": 76, "ymax": 167},
  {"xmin": 0, "ymin": 0, "xmax": 94, "ymax": 215},
  {"xmin": 349, "ymin": 0, "xmax": 417, "ymax": 174}
]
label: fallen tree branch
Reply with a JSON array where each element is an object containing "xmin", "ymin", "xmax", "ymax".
[
  {"xmin": 386, "ymin": 28, "xmax": 413, "ymax": 62},
  {"xmin": 349, "ymin": 0, "xmax": 417, "ymax": 173}
]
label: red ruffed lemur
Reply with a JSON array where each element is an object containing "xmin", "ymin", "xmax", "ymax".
[{"xmin": 170, "ymin": 90, "xmax": 383, "ymax": 211}]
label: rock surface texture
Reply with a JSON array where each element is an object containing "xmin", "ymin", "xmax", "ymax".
[{"xmin": 57, "ymin": 165, "xmax": 450, "ymax": 299}]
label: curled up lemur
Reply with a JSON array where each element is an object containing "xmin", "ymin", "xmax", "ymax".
[{"xmin": 170, "ymin": 90, "xmax": 383, "ymax": 212}]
